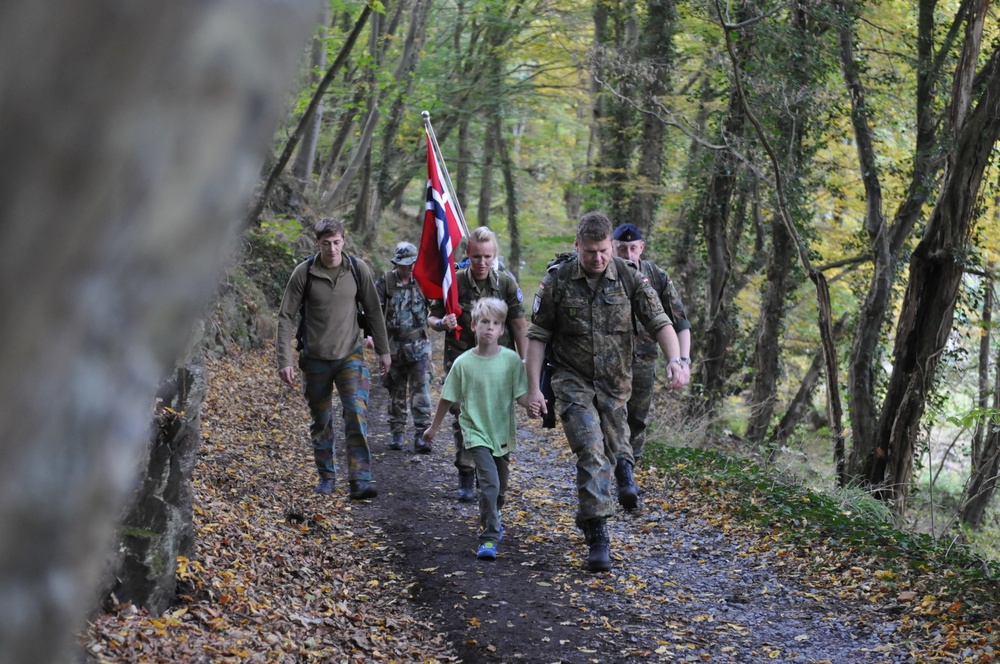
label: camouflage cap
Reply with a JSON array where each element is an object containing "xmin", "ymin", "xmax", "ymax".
[{"xmin": 392, "ymin": 241, "xmax": 418, "ymax": 266}]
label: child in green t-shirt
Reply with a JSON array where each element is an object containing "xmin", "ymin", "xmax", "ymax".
[{"xmin": 422, "ymin": 297, "xmax": 533, "ymax": 560}]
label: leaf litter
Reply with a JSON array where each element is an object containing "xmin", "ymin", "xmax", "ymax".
[{"xmin": 80, "ymin": 344, "xmax": 999, "ymax": 662}]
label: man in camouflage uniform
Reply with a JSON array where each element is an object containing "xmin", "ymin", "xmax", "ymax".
[
  {"xmin": 525, "ymin": 212, "xmax": 688, "ymax": 572},
  {"xmin": 612, "ymin": 223, "xmax": 692, "ymax": 505},
  {"xmin": 428, "ymin": 226, "xmax": 527, "ymax": 501},
  {"xmin": 376, "ymin": 242, "xmax": 433, "ymax": 453}
]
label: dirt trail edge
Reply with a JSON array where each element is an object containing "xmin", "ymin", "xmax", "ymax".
[{"xmin": 355, "ymin": 373, "xmax": 907, "ymax": 664}]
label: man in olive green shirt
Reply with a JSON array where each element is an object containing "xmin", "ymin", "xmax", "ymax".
[{"xmin": 277, "ymin": 218, "xmax": 390, "ymax": 500}]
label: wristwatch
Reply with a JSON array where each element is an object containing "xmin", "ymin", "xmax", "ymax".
[
  {"xmin": 669, "ymin": 357, "xmax": 682, "ymax": 365},
  {"xmin": 435, "ymin": 319, "xmax": 443, "ymax": 331},
  {"xmin": 680, "ymin": 357, "xmax": 690, "ymax": 366}
]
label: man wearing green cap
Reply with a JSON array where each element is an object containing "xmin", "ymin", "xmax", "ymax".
[
  {"xmin": 612, "ymin": 222, "xmax": 692, "ymax": 506},
  {"xmin": 376, "ymin": 241, "xmax": 433, "ymax": 453}
]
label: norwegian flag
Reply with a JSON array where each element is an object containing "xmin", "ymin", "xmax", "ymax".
[{"xmin": 413, "ymin": 133, "xmax": 465, "ymax": 338}]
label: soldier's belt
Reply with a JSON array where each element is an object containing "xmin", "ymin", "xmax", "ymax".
[{"xmin": 393, "ymin": 328, "xmax": 427, "ymax": 342}]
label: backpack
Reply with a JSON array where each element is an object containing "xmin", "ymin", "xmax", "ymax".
[{"xmin": 294, "ymin": 254, "xmax": 370, "ymax": 353}]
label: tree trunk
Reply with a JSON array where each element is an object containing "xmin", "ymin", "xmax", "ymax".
[
  {"xmin": 291, "ymin": 7, "xmax": 329, "ymax": 185},
  {"xmin": 0, "ymin": 2, "xmax": 313, "ymax": 662},
  {"xmin": 478, "ymin": 125, "xmax": 495, "ymax": 228},
  {"xmin": 249, "ymin": 5, "xmax": 372, "ymax": 224},
  {"xmin": 769, "ymin": 315, "xmax": 848, "ymax": 459},
  {"xmin": 840, "ymin": 0, "xmax": 947, "ymax": 481},
  {"xmin": 745, "ymin": 218, "xmax": 795, "ymax": 446},
  {"xmin": 961, "ymin": 281, "xmax": 998, "ymax": 527},
  {"xmin": 971, "ymin": 281, "xmax": 993, "ymax": 466},
  {"xmin": 696, "ymin": 3, "xmax": 751, "ymax": 419},
  {"xmin": 698, "ymin": 92, "xmax": 745, "ymax": 417},
  {"xmin": 371, "ymin": 0, "xmax": 432, "ymax": 229},
  {"xmin": 494, "ymin": 115, "xmax": 520, "ymax": 278},
  {"xmin": 869, "ymin": 20, "xmax": 1000, "ymax": 511},
  {"xmin": 625, "ymin": 0, "xmax": 675, "ymax": 235},
  {"xmin": 323, "ymin": 10, "xmax": 385, "ymax": 214},
  {"xmin": 592, "ymin": 0, "xmax": 638, "ymax": 220}
]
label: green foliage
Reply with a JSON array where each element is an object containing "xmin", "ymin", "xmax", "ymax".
[{"xmin": 241, "ymin": 221, "xmax": 303, "ymax": 308}]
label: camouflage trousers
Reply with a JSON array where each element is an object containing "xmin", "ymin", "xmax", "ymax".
[
  {"xmin": 386, "ymin": 341, "xmax": 432, "ymax": 436},
  {"xmin": 299, "ymin": 349, "xmax": 372, "ymax": 482},
  {"xmin": 552, "ymin": 369, "xmax": 629, "ymax": 526},
  {"xmin": 621, "ymin": 355, "xmax": 656, "ymax": 464},
  {"xmin": 470, "ymin": 446, "xmax": 508, "ymax": 544}
]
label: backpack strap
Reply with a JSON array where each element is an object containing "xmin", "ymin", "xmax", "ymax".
[
  {"xmin": 611, "ymin": 256, "xmax": 641, "ymax": 334},
  {"xmin": 295, "ymin": 256, "xmax": 316, "ymax": 352},
  {"xmin": 345, "ymin": 254, "xmax": 371, "ymax": 337}
]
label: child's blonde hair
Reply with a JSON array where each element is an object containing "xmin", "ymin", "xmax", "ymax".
[{"xmin": 471, "ymin": 296, "xmax": 508, "ymax": 325}]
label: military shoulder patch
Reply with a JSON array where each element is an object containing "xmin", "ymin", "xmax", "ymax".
[
  {"xmin": 532, "ymin": 283, "xmax": 544, "ymax": 314},
  {"xmin": 516, "ymin": 287, "xmax": 523, "ymax": 302}
]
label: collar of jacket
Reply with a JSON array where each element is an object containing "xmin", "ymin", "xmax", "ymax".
[
  {"xmin": 570, "ymin": 255, "xmax": 621, "ymax": 283},
  {"xmin": 460, "ymin": 266, "xmax": 500, "ymax": 290}
]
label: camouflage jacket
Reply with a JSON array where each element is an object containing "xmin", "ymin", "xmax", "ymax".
[
  {"xmin": 430, "ymin": 266, "xmax": 525, "ymax": 366},
  {"xmin": 527, "ymin": 254, "xmax": 671, "ymax": 394},
  {"xmin": 375, "ymin": 269, "xmax": 429, "ymax": 355},
  {"xmin": 634, "ymin": 259, "xmax": 690, "ymax": 359}
]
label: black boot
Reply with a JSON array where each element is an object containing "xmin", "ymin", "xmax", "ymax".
[
  {"xmin": 615, "ymin": 460, "xmax": 639, "ymax": 509},
  {"xmin": 456, "ymin": 471, "xmax": 476, "ymax": 502},
  {"xmin": 582, "ymin": 518, "xmax": 611, "ymax": 572},
  {"xmin": 349, "ymin": 480, "xmax": 377, "ymax": 500}
]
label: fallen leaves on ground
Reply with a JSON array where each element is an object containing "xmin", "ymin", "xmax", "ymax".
[{"xmin": 81, "ymin": 346, "xmax": 458, "ymax": 663}]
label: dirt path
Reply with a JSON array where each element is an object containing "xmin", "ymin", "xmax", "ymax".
[{"xmin": 356, "ymin": 359, "xmax": 908, "ymax": 663}]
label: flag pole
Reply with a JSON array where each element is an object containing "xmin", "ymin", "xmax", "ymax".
[{"xmin": 421, "ymin": 111, "xmax": 470, "ymax": 238}]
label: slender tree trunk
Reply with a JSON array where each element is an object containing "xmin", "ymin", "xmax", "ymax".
[
  {"xmin": 322, "ymin": 9, "xmax": 385, "ymax": 213},
  {"xmin": 698, "ymin": 89, "xmax": 745, "ymax": 417},
  {"xmin": 769, "ymin": 315, "xmax": 848, "ymax": 459},
  {"xmin": 625, "ymin": 0, "xmax": 675, "ymax": 235},
  {"xmin": 696, "ymin": 2, "xmax": 751, "ymax": 419},
  {"xmin": 592, "ymin": 0, "xmax": 638, "ymax": 220},
  {"xmin": 0, "ymin": 2, "xmax": 313, "ymax": 662},
  {"xmin": 745, "ymin": 1, "xmax": 816, "ymax": 447},
  {"xmin": 672, "ymin": 72, "xmax": 713, "ymax": 330},
  {"xmin": 494, "ymin": 115, "xmax": 520, "ymax": 278},
  {"xmin": 745, "ymin": 218, "xmax": 795, "ymax": 446},
  {"xmin": 291, "ymin": 7, "xmax": 329, "ymax": 185},
  {"xmin": 457, "ymin": 117, "xmax": 471, "ymax": 213},
  {"xmin": 962, "ymin": 283, "xmax": 1000, "ymax": 527},
  {"xmin": 971, "ymin": 281, "xmax": 993, "ymax": 465},
  {"xmin": 317, "ymin": 104, "xmax": 359, "ymax": 197},
  {"xmin": 478, "ymin": 125, "xmax": 495, "ymax": 228},
  {"xmin": 248, "ymin": 5, "xmax": 372, "ymax": 224},
  {"xmin": 371, "ymin": 0, "xmax": 432, "ymax": 223}
]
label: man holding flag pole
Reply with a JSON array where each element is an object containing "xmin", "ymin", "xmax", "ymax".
[{"xmin": 415, "ymin": 112, "xmax": 529, "ymax": 502}]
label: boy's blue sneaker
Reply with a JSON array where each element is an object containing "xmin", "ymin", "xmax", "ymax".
[{"xmin": 477, "ymin": 541, "xmax": 498, "ymax": 560}]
